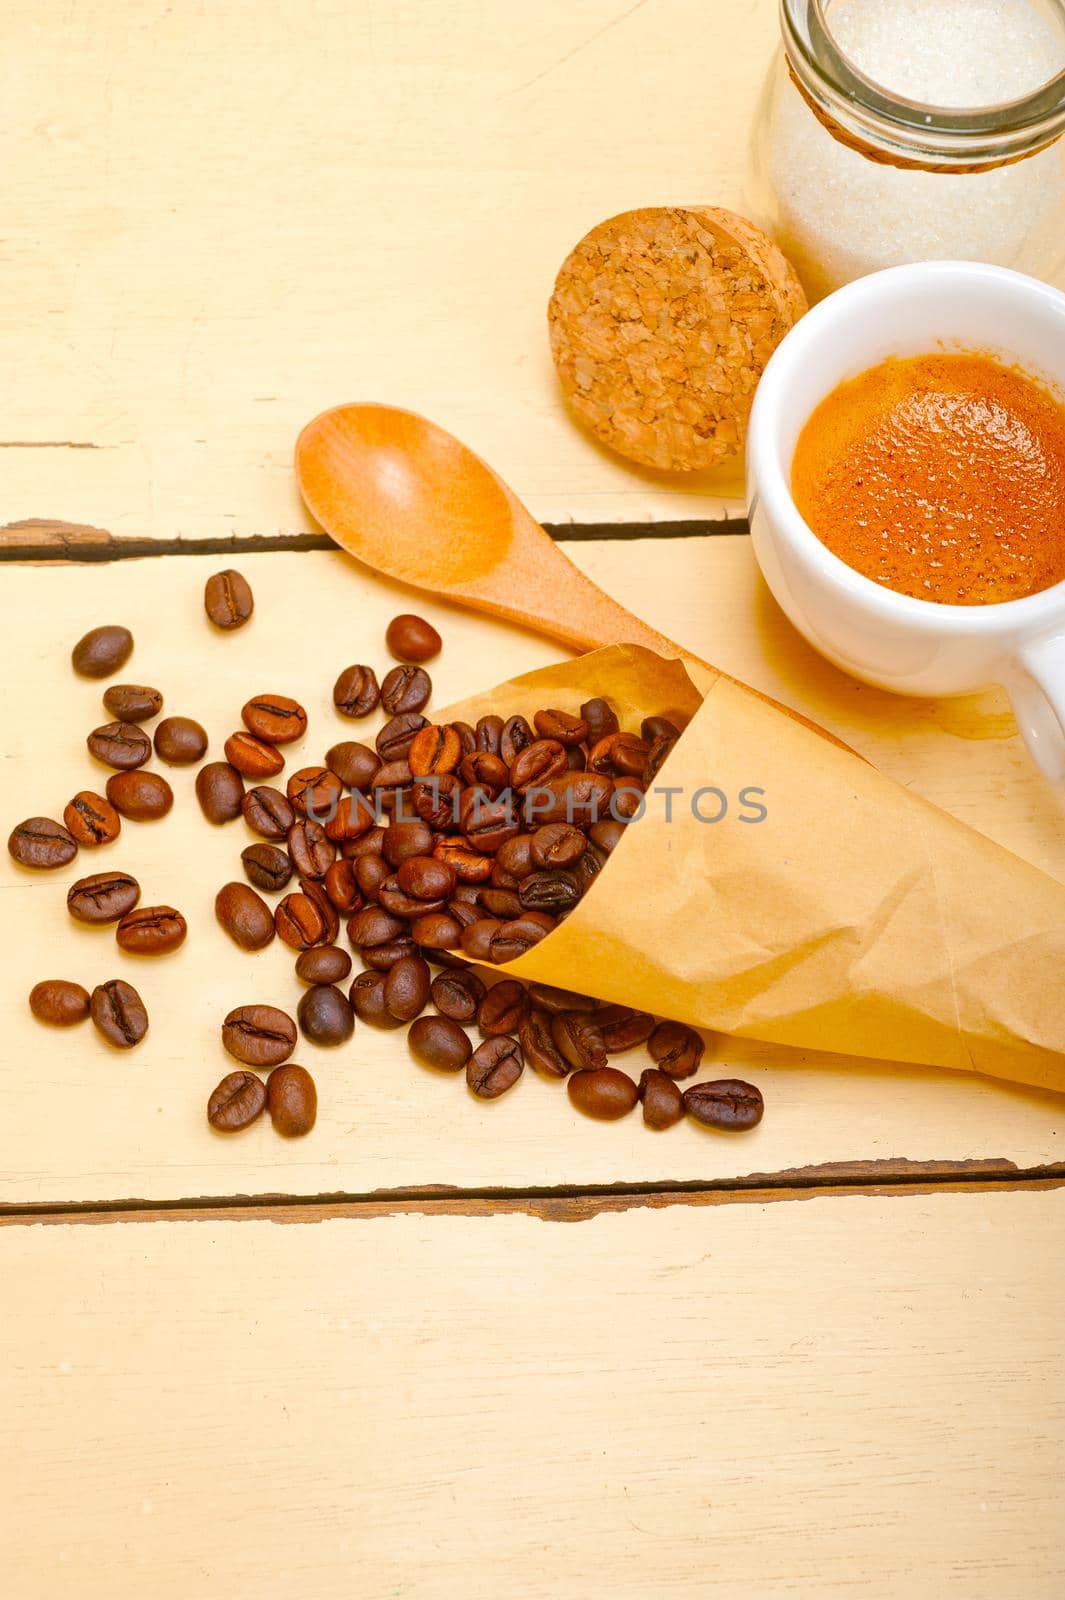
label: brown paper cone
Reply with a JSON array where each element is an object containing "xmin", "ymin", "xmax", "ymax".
[{"xmin": 441, "ymin": 645, "xmax": 1065, "ymax": 1094}]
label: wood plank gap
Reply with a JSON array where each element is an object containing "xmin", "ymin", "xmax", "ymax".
[
  {"xmin": 3, "ymin": 1165, "xmax": 1063, "ymax": 1227},
  {"xmin": 0, "ymin": 516, "xmax": 750, "ymax": 563}
]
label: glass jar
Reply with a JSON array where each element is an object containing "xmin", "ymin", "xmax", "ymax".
[{"xmin": 748, "ymin": 0, "xmax": 1065, "ymax": 301}]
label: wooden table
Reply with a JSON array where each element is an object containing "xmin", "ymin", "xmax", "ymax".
[{"xmin": 3, "ymin": 3, "xmax": 1063, "ymax": 1595}]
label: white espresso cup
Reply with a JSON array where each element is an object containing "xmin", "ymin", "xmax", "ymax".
[{"xmin": 746, "ymin": 261, "xmax": 1065, "ymax": 783}]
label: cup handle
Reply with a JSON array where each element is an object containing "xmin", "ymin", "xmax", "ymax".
[{"xmin": 1006, "ymin": 634, "xmax": 1065, "ymax": 784}]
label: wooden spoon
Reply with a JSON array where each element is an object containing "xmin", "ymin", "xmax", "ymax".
[
  {"xmin": 295, "ymin": 403, "xmax": 692, "ymax": 664},
  {"xmin": 295, "ymin": 402, "xmax": 850, "ymax": 751}
]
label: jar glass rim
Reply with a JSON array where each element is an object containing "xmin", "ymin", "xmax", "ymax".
[{"xmin": 782, "ymin": 0, "xmax": 1065, "ymax": 162}]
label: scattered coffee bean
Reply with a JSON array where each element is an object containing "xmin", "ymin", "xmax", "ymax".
[
  {"xmin": 551, "ymin": 1012, "xmax": 607, "ymax": 1072},
  {"xmin": 208, "ymin": 1070, "xmax": 266, "ymax": 1131},
  {"xmin": 323, "ymin": 858, "xmax": 361, "ymax": 912},
  {"xmin": 287, "ymin": 766, "xmax": 343, "ymax": 821},
  {"xmin": 241, "ymin": 695, "xmax": 308, "ymax": 745},
  {"xmin": 683, "ymin": 1079, "xmax": 764, "ymax": 1131},
  {"xmin": 297, "ymin": 984, "xmax": 355, "ymax": 1045},
  {"xmin": 383, "ymin": 954, "xmax": 431, "ymax": 1021},
  {"xmin": 596, "ymin": 1005, "xmax": 656, "ymax": 1053},
  {"xmin": 648, "ymin": 1020, "xmax": 704, "ymax": 1080},
  {"xmin": 429, "ymin": 968, "xmax": 486, "ymax": 1023},
  {"xmin": 222, "ymin": 1004, "xmax": 296, "ymax": 1067},
  {"xmin": 29, "ymin": 979, "xmax": 91, "ymax": 1027},
  {"xmin": 567, "ymin": 1066, "xmax": 638, "ymax": 1120},
  {"xmin": 638, "ymin": 1068, "xmax": 685, "ymax": 1130},
  {"xmin": 91, "ymin": 978, "xmax": 149, "ymax": 1049},
  {"xmin": 241, "ymin": 785, "xmax": 295, "ymax": 840},
  {"xmin": 116, "ymin": 905, "xmax": 187, "ymax": 955},
  {"xmin": 85, "ymin": 721, "xmax": 151, "ymax": 771},
  {"xmin": 241, "ymin": 842, "xmax": 293, "ymax": 893},
  {"xmin": 333, "ymin": 664, "xmax": 380, "ymax": 718},
  {"xmin": 72, "ymin": 625, "xmax": 133, "ymax": 678},
  {"xmin": 196, "ymin": 762, "xmax": 245, "ymax": 823},
  {"xmin": 154, "ymin": 716, "xmax": 208, "ymax": 765},
  {"xmin": 325, "ymin": 741, "xmax": 381, "ymax": 789},
  {"xmin": 349, "ymin": 969, "xmax": 405, "ymax": 1028},
  {"xmin": 376, "ymin": 711, "xmax": 428, "ymax": 761},
  {"xmin": 288, "ymin": 818, "xmax": 335, "ymax": 879},
  {"xmin": 267, "ymin": 1064, "xmax": 317, "ymax": 1136},
  {"xmin": 408, "ymin": 1015, "xmax": 471, "ymax": 1072},
  {"xmin": 296, "ymin": 944, "xmax": 352, "ymax": 985},
  {"xmin": 63, "ymin": 791, "xmax": 121, "ymax": 848},
  {"xmin": 477, "ymin": 979, "xmax": 529, "ymax": 1038},
  {"xmin": 386, "ymin": 613, "xmax": 442, "ymax": 663},
  {"xmin": 204, "ymin": 569, "xmax": 253, "ymax": 630},
  {"xmin": 641, "ymin": 715, "xmax": 681, "ymax": 743},
  {"xmin": 519, "ymin": 1009, "xmax": 569, "ymax": 1078},
  {"xmin": 299, "ymin": 877, "xmax": 340, "ymax": 945},
  {"xmin": 273, "ymin": 891, "xmax": 326, "ymax": 950},
  {"xmin": 380, "ymin": 664, "xmax": 431, "ymax": 715},
  {"xmin": 216, "ymin": 882, "xmax": 275, "ymax": 951},
  {"xmin": 224, "ymin": 730, "xmax": 284, "ymax": 779},
  {"xmin": 106, "ymin": 769, "xmax": 174, "ymax": 821},
  {"xmin": 467, "ymin": 1035, "xmax": 524, "ymax": 1098},
  {"xmin": 67, "ymin": 871, "xmax": 140, "ymax": 924},
  {"xmin": 103, "ymin": 684, "xmax": 163, "ymax": 722}
]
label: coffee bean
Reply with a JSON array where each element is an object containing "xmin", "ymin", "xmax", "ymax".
[
  {"xmin": 530, "ymin": 823, "xmax": 586, "ymax": 869},
  {"xmin": 323, "ymin": 859, "xmax": 361, "ymax": 912},
  {"xmin": 116, "ymin": 905, "xmax": 187, "ymax": 955},
  {"xmin": 475, "ymin": 715, "xmax": 504, "ymax": 754},
  {"xmin": 494, "ymin": 835, "xmax": 535, "ymax": 880},
  {"xmin": 487, "ymin": 917, "xmax": 550, "ymax": 962},
  {"xmin": 458, "ymin": 752, "xmax": 509, "ymax": 794},
  {"xmin": 325, "ymin": 741, "xmax": 381, "ymax": 789},
  {"xmin": 683, "ymin": 1079, "xmax": 764, "ymax": 1131},
  {"xmin": 383, "ymin": 954, "xmax": 431, "ymax": 1021},
  {"xmin": 222, "ymin": 1004, "xmax": 296, "ymax": 1067},
  {"xmin": 478, "ymin": 887, "xmax": 523, "ymax": 919},
  {"xmin": 349, "ymin": 969, "xmax": 405, "ymax": 1028},
  {"xmin": 103, "ymin": 684, "xmax": 163, "ymax": 722},
  {"xmin": 153, "ymin": 716, "xmax": 208, "ymax": 765},
  {"xmin": 106, "ymin": 769, "xmax": 174, "ymax": 821},
  {"xmin": 523, "ymin": 772, "xmax": 612, "ymax": 828},
  {"xmin": 91, "ymin": 978, "xmax": 149, "ymax": 1048},
  {"xmin": 284, "ymin": 767, "xmax": 340, "ymax": 822},
  {"xmin": 451, "ymin": 721, "xmax": 476, "ymax": 757},
  {"xmin": 397, "ymin": 855, "xmax": 455, "ymax": 902},
  {"xmin": 267, "ymin": 1064, "xmax": 317, "ymax": 1136},
  {"xmin": 408, "ymin": 1015, "xmax": 471, "ymax": 1072},
  {"xmin": 500, "ymin": 715, "xmax": 533, "ymax": 766},
  {"xmin": 296, "ymin": 944, "xmax": 352, "ymax": 985},
  {"xmin": 533, "ymin": 708, "xmax": 589, "ymax": 746},
  {"xmin": 580, "ymin": 697, "xmax": 619, "ymax": 744},
  {"xmin": 433, "ymin": 839, "xmax": 492, "ymax": 885},
  {"xmin": 378, "ymin": 875, "xmax": 444, "ymax": 920},
  {"xmin": 216, "ymin": 882, "xmax": 275, "ymax": 950},
  {"xmin": 87, "ymin": 722, "xmax": 151, "ymax": 770},
  {"xmin": 63, "ymin": 791, "xmax": 121, "ymax": 847},
  {"xmin": 376, "ymin": 712, "xmax": 428, "ymax": 761},
  {"xmin": 385, "ymin": 613, "xmax": 442, "ymax": 663},
  {"xmin": 567, "ymin": 1067, "xmax": 638, "ymax": 1120},
  {"xmin": 459, "ymin": 917, "xmax": 501, "ymax": 962},
  {"xmin": 429, "ymin": 968, "xmax": 485, "ymax": 1022},
  {"xmin": 410, "ymin": 911, "xmax": 463, "ymax": 950},
  {"xmin": 509, "ymin": 739, "xmax": 568, "ymax": 791},
  {"xmin": 641, "ymin": 716, "xmax": 681, "ymax": 743},
  {"xmin": 355, "ymin": 854, "xmax": 390, "ymax": 902},
  {"xmin": 380, "ymin": 664, "xmax": 431, "ymax": 715},
  {"xmin": 67, "ymin": 870, "xmax": 140, "ymax": 924},
  {"xmin": 588, "ymin": 732, "xmax": 650, "ymax": 778},
  {"xmin": 325, "ymin": 793, "xmax": 377, "ymax": 844},
  {"xmin": 519, "ymin": 1009, "xmax": 569, "ymax": 1078},
  {"xmin": 379, "ymin": 819, "xmax": 429, "ymax": 867},
  {"xmin": 333, "ymin": 664, "xmax": 381, "ymax": 718},
  {"xmin": 551, "ymin": 1012, "xmax": 608, "ymax": 1072},
  {"xmin": 361, "ymin": 937, "xmax": 418, "ymax": 971},
  {"xmin": 300, "ymin": 876, "xmax": 340, "ymax": 945},
  {"xmin": 467, "ymin": 1035, "xmax": 523, "ymax": 1098},
  {"xmin": 72, "ymin": 625, "xmax": 133, "ymax": 678},
  {"xmin": 208, "ymin": 1070, "xmax": 266, "ymax": 1131},
  {"xmin": 643, "ymin": 733, "xmax": 678, "ymax": 785},
  {"xmin": 408, "ymin": 724, "xmax": 461, "ymax": 777},
  {"xmin": 195, "ymin": 762, "xmax": 245, "ymax": 823},
  {"xmin": 287, "ymin": 818, "xmax": 335, "ymax": 879},
  {"xmin": 648, "ymin": 1021, "xmax": 704, "ymax": 1080},
  {"xmin": 275, "ymin": 892, "xmax": 327, "ymax": 950},
  {"xmin": 638, "ymin": 1068, "xmax": 684, "ymax": 1130},
  {"xmin": 241, "ymin": 785, "xmax": 295, "ymax": 839},
  {"xmin": 241, "ymin": 842, "xmax": 293, "ymax": 893},
  {"xmin": 476, "ymin": 979, "xmax": 529, "ymax": 1038},
  {"xmin": 347, "ymin": 905, "xmax": 405, "ymax": 948},
  {"xmin": 589, "ymin": 819, "xmax": 626, "ymax": 853},
  {"xmin": 525, "ymin": 983, "xmax": 598, "ymax": 1016},
  {"xmin": 241, "ymin": 694, "xmax": 307, "ymax": 744},
  {"xmin": 29, "ymin": 979, "xmax": 91, "ymax": 1027},
  {"xmin": 297, "ymin": 984, "xmax": 355, "ymax": 1045},
  {"xmin": 204, "ymin": 569, "xmax": 253, "ymax": 630},
  {"xmin": 518, "ymin": 868, "xmax": 580, "ymax": 914},
  {"xmin": 596, "ymin": 1006, "xmax": 656, "ymax": 1053},
  {"xmin": 224, "ymin": 731, "xmax": 284, "ymax": 779}
]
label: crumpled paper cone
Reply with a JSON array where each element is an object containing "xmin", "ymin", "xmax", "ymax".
[{"xmin": 442, "ymin": 644, "xmax": 1065, "ymax": 1094}]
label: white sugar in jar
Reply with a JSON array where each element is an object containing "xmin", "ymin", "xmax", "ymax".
[{"xmin": 748, "ymin": 0, "xmax": 1065, "ymax": 301}]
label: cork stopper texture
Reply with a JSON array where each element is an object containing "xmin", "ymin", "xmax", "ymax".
[{"xmin": 548, "ymin": 206, "xmax": 807, "ymax": 472}]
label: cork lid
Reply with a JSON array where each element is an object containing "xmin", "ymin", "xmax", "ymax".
[{"xmin": 548, "ymin": 207, "xmax": 807, "ymax": 473}]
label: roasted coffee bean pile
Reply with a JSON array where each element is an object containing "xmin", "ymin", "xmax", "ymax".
[{"xmin": 14, "ymin": 594, "xmax": 765, "ymax": 1140}]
